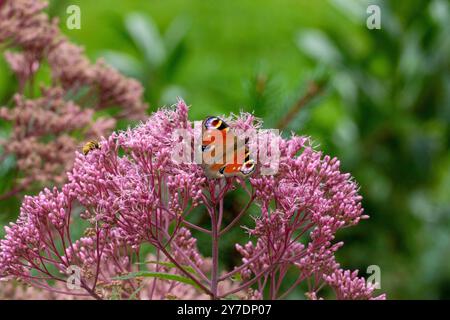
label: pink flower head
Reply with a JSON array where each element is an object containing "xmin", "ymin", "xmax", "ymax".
[{"xmin": 0, "ymin": 100, "xmax": 384, "ymax": 300}]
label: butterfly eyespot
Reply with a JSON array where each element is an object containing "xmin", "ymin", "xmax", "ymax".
[
  {"xmin": 204, "ymin": 116, "xmax": 229, "ymax": 131},
  {"xmin": 240, "ymin": 160, "xmax": 255, "ymax": 175},
  {"xmin": 205, "ymin": 116, "xmax": 220, "ymax": 129},
  {"xmin": 202, "ymin": 116, "xmax": 255, "ymax": 178}
]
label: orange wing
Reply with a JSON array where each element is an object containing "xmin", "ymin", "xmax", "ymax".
[{"xmin": 201, "ymin": 116, "xmax": 255, "ymax": 178}]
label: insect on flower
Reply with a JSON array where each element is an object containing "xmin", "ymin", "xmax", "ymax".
[
  {"xmin": 82, "ymin": 140, "xmax": 100, "ymax": 155},
  {"xmin": 201, "ymin": 116, "xmax": 255, "ymax": 178}
]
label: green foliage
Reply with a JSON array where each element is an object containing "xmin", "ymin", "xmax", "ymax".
[
  {"xmin": 296, "ymin": 0, "xmax": 450, "ymax": 299},
  {"xmin": 98, "ymin": 12, "xmax": 190, "ymax": 108}
]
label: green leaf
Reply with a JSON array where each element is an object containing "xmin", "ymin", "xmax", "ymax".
[
  {"xmin": 128, "ymin": 282, "xmax": 146, "ymax": 300},
  {"xmin": 0, "ymin": 154, "xmax": 16, "ymax": 177},
  {"xmin": 230, "ymin": 272, "xmax": 242, "ymax": 282},
  {"xmin": 99, "ymin": 50, "xmax": 143, "ymax": 80},
  {"xmin": 114, "ymin": 271, "xmax": 200, "ymax": 289},
  {"xmin": 160, "ymin": 85, "xmax": 186, "ymax": 105},
  {"xmin": 164, "ymin": 16, "xmax": 190, "ymax": 56},
  {"xmin": 223, "ymin": 294, "xmax": 241, "ymax": 300},
  {"xmin": 125, "ymin": 12, "xmax": 166, "ymax": 68},
  {"xmin": 296, "ymin": 29, "xmax": 341, "ymax": 66}
]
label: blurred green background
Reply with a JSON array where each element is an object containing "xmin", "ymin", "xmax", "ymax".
[{"xmin": 0, "ymin": 0, "xmax": 449, "ymax": 299}]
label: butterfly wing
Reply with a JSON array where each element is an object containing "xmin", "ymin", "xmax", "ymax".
[
  {"xmin": 202, "ymin": 116, "xmax": 228, "ymax": 178},
  {"xmin": 220, "ymin": 140, "xmax": 255, "ymax": 177},
  {"xmin": 201, "ymin": 116, "xmax": 255, "ymax": 178}
]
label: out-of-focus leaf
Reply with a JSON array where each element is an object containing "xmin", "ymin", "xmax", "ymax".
[
  {"xmin": 429, "ymin": 0, "xmax": 449, "ymax": 25},
  {"xmin": 0, "ymin": 154, "xmax": 15, "ymax": 177},
  {"xmin": 329, "ymin": 0, "xmax": 368, "ymax": 22},
  {"xmin": 160, "ymin": 85, "xmax": 186, "ymax": 105},
  {"xmin": 125, "ymin": 12, "xmax": 166, "ymax": 68},
  {"xmin": 332, "ymin": 71, "xmax": 357, "ymax": 105},
  {"xmin": 296, "ymin": 30, "xmax": 341, "ymax": 66},
  {"xmin": 163, "ymin": 16, "xmax": 190, "ymax": 80},
  {"xmin": 99, "ymin": 50, "xmax": 143, "ymax": 79},
  {"xmin": 398, "ymin": 31, "xmax": 423, "ymax": 79},
  {"xmin": 164, "ymin": 16, "xmax": 191, "ymax": 56}
]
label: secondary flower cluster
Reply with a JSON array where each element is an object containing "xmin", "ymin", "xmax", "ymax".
[
  {"xmin": 0, "ymin": 0, "xmax": 147, "ymax": 199},
  {"xmin": 0, "ymin": 100, "xmax": 385, "ymax": 300},
  {"xmin": 0, "ymin": 88, "xmax": 115, "ymax": 189}
]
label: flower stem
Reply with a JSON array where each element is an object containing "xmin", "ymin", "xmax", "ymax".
[
  {"xmin": 219, "ymin": 194, "xmax": 254, "ymax": 236},
  {"xmin": 276, "ymin": 81, "xmax": 325, "ymax": 130},
  {"xmin": 210, "ymin": 200, "xmax": 221, "ymax": 299},
  {"xmin": 159, "ymin": 245, "xmax": 213, "ymax": 296}
]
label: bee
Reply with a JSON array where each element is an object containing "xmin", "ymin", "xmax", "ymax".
[
  {"xmin": 201, "ymin": 116, "xmax": 255, "ymax": 178},
  {"xmin": 82, "ymin": 140, "xmax": 100, "ymax": 155}
]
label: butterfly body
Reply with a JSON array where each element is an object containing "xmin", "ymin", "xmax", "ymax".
[{"xmin": 201, "ymin": 116, "xmax": 255, "ymax": 178}]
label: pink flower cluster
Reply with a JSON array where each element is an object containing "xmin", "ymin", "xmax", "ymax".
[
  {"xmin": 0, "ymin": 0, "xmax": 148, "ymax": 199},
  {"xmin": 0, "ymin": 0, "xmax": 147, "ymax": 117},
  {"xmin": 0, "ymin": 88, "xmax": 115, "ymax": 189},
  {"xmin": 0, "ymin": 100, "xmax": 385, "ymax": 300}
]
